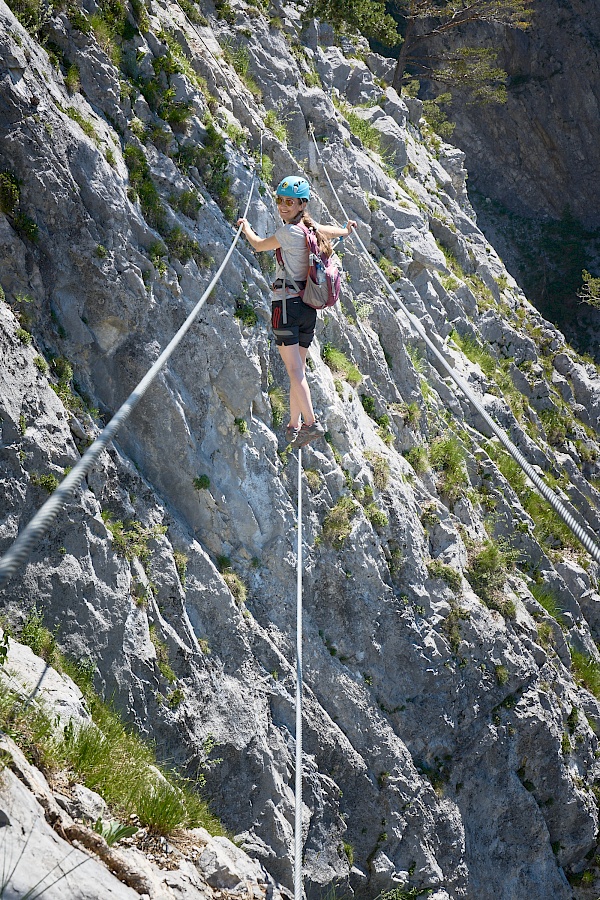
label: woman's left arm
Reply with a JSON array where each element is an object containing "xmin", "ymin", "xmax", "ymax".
[{"xmin": 319, "ymin": 220, "xmax": 357, "ymax": 239}]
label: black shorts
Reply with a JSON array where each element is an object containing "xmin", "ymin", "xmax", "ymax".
[{"xmin": 271, "ymin": 297, "xmax": 317, "ymax": 348}]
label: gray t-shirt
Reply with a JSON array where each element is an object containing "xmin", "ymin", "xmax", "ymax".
[{"xmin": 274, "ymin": 222, "xmax": 320, "ymax": 283}]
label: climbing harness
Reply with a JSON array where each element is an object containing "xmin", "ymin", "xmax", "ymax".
[
  {"xmin": 309, "ymin": 126, "xmax": 600, "ymax": 566},
  {"xmin": 0, "ymin": 173, "xmax": 257, "ymax": 590},
  {"xmin": 294, "ymin": 447, "xmax": 303, "ymax": 900}
]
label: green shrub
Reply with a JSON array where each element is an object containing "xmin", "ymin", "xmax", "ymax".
[
  {"xmin": 322, "ymin": 496, "xmax": 359, "ymax": 549},
  {"xmin": 5, "ymin": 0, "xmax": 48, "ymax": 35},
  {"xmin": 30, "ymin": 472, "xmax": 60, "ymax": 493},
  {"xmin": 264, "ymin": 109, "xmax": 287, "ymax": 143},
  {"xmin": 379, "ymin": 255, "xmax": 403, "ymax": 283},
  {"xmin": 429, "ymin": 434, "xmax": 468, "ymax": 503},
  {"xmin": 304, "ymin": 469, "xmax": 322, "ymax": 492},
  {"xmin": 65, "ymin": 64, "xmax": 81, "ymax": 94},
  {"xmin": 214, "ymin": 0, "xmax": 235, "ymax": 22},
  {"xmin": 422, "ymin": 93, "xmax": 455, "ymax": 139},
  {"xmin": 146, "ymin": 124, "xmax": 173, "ymax": 153},
  {"xmin": 0, "ymin": 171, "xmax": 20, "ymax": 215},
  {"xmin": 405, "ymin": 343, "xmax": 428, "ymax": 380},
  {"xmin": 165, "ymin": 227, "xmax": 212, "ymax": 266},
  {"xmin": 268, "ymin": 385, "xmax": 287, "ymax": 427},
  {"xmin": 466, "ymin": 540, "xmax": 515, "ymax": 617},
  {"xmin": 173, "ymin": 551, "xmax": 188, "ymax": 587},
  {"xmin": 336, "ymin": 99, "xmax": 384, "ymax": 154},
  {"xmin": 65, "ymin": 107, "xmax": 98, "ymax": 143},
  {"xmin": 16, "ymin": 327, "xmax": 32, "ymax": 344},
  {"xmin": 234, "ymin": 417, "xmax": 248, "ymax": 434},
  {"xmin": 522, "ymin": 489, "xmax": 579, "ymax": 553},
  {"xmin": 221, "ymin": 41, "xmax": 261, "ymax": 97},
  {"xmin": 539, "ymin": 408, "xmax": 567, "ymax": 446},
  {"xmin": 322, "ymin": 343, "xmax": 362, "ymax": 386},
  {"xmin": 364, "ymin": 451, "xmax": 390, "ymax": 491},
  {"xmin": 103, "ymin": 514, "xmax": 166, "ymax": 562},
  {"xmin": 0, "ymin": 682, "xmax": 63, "ymax": 772},
  {"xmin": 33, "ymin": 355, "xmax": 48, "ymax": 374},
  {"xmin": 400, "ymin": 401, "xmax": 421, "ymax": 428},
  {"xmin": 485, "ymin": 441, "xmax": 527, "ymax": 495},
  {"xmin": 174, "ymin": 189, "xmax": 201, "ymax": 219},
  {"xmin": 420, "ymin": 501, "xmax": 439, "ymax": 528},
  {"xmin": 442, "ymin": 602, "xmax": 470, "ymax": 654},
  {"xmin": 365, "ymin": 503, "xmax": 388, "ymax": 528},
  {"xmin": 69, "ymin": 7, "xmax": 92, "ymax": 32},
  {"xmin": 404, "ymin": 446, "xmax": 429, "ymax": 475},
  {"xmin": 14, "ymin": 212, "xmax": 38, "ymax": 242},
  {"xmin": 495, "ymin": 664, "xmax": 509, "ymax": 685},
  {"xmin": 163, "ymin": 98, "xmax": 194, "ymax": 132},
  {"xmin": 149, "ymin": 241, "xmax": 168, "ymax": 276},
  {"xmin": 193, "ymin": 474, "xmax": 210, "ymax": 490},
  {"xmin": 149, "ymin": 624, "xmax": 176, "ymax": 682},
  {"xmin": 177, "ymin": 0, "xmax": 208, "ymax": 25},
  {"xmin": 343, "ymin": 842, "xmax": 354, "ymax": 867},
  {"xmin": 258, "ymin": 152, "xmax": 274, "ymax": 186},
  {"xmin": 571, "ymin": 649, "xmax": 600, "ymax": 699},
  {"xmin": 20, "ymin": 605, "xmax": 59, "ymax": 666},
  {"xmin": 234, "ymin": 300, "xmax": 258, "ymax": 327},
  {"xmin": 223, "ymin": 571, "xmax": 247, "ymax": 606},
  {"xmin": 427, "ymin": 559, "xmax": 462, "ymax": 592},
  {"xmin": 195, "ymin": 122, "xmax": 236, "ymax": 220},
  {"xmin": 124, "ymin": 144, "xmax": 165, "ymax": 231}
]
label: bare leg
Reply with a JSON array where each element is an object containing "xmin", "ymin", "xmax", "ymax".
[{"xmin": 278, "ymin": 343, "xmax": 315, "ymax": 429}]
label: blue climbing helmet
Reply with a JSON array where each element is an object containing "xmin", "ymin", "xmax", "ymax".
[{"xmin": 276, "ymin": 175, "xmax": 310, "ymax": 200}]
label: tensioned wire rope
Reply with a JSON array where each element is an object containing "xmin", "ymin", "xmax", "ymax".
[
  {"xmin": 0, "ymin": 129, "xmax": 307, "ymax": 898},
  {"xmin": 0, "ymin": 165, "xmax": 258, "ymax": 590},
  {"xmin": 309, "ymin": 126, "xmax": 600, "ymax": 567},
  {"xmin": 295, "ymin": 447, "xmax": 304, "ymax": 900}
]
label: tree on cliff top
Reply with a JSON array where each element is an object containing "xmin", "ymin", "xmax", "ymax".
[{"xmin": 306, "ymin": 0, "xmax": 534, "ymax": 100}]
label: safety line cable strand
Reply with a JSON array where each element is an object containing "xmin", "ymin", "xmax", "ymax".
[
  {"xmin": 310, "ymin": 129, "xmax": 600, "ymax": 566},
  {"xmin": 294, "ymin": 446, "xmax": 304, "ymax": 900},
  {"xmin": 0, "ymin": 177, "xmax": 257, "ymax": 590}
]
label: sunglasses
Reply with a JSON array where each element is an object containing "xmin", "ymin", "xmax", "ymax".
[{"xmin": 275, "ymin": 196, "xmax": 302, "ymax": 207}]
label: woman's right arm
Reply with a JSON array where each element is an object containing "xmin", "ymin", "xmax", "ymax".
[{"xmin": 237, "ymin": 218, "xmax": 280, "ymax": 252}]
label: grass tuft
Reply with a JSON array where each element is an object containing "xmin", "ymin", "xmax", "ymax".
[
  {"xmin": 322, "ymin": 496, "xmax": 359, "ymax": 549},
  {"xmin": 322, "ymin": 343, "xmax": 362, "ymax": 386}
]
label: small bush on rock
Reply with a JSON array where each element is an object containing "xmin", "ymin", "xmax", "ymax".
[
  {"xmin": 427, "ymin": 559, "xmax": 462, "ymax": 592},
  {"xmin": 429, "ymin": 433, "xmax": 468, "ymax": 503},
  {"xmin": 466, "ymin": 540, "xmax": 516, "ymax": 617},
  {"xmin": 0, "ymin": 172, "xmax": 20, "ymax": 215},
  {"xmin": 322, "ymin": 496, "xmax": 359, "ymax": 549}
]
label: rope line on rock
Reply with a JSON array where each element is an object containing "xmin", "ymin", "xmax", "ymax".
[
  {"xmin": 294, "ymin": 446, "xmax": 304, "ymax": 900},
  {"xmin": 0, "ymin": 173, "xmax": 257, "ymax": 590},
  {"xmin": 309, "ymin": 126, "xmax": 600, "ymax": 566}
]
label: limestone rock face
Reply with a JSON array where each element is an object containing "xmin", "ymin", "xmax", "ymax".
[
  {"xmin": 1, "ymin": 1, "xmax": 600, "ymax": 899},
  {"xmin": 439, "ymin": 0, "xmax": 600, "ymax": 227}
]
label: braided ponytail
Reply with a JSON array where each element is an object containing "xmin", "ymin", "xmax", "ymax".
[{"xmin": 301, "ymin": 211, "xmax": 333, "ymax": 257}]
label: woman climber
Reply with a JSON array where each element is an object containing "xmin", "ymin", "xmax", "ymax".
[{"xmin": 237, "ymin": 175, "xmax": 356, "ymax": 449}]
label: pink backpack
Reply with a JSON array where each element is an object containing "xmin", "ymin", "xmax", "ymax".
[{"xmin": 275, "ymin": 223, "xmax": 342, "ymax": 310}]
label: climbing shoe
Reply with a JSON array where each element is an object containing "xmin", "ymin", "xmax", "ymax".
[
  {"xmin": 293, "ymin": 421, "xmax": 326, "ymax": 448},
  {"xmin": 286, "ymin": 424, "xmax": 300, "ymax": 444}
]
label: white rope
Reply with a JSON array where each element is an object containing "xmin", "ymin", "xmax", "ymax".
[
  {"xmin": 0, "ymin": 175, "xmax": 257, "ymax": 589},
  {"xmin": 294, "ymin": 446, "xmax": 303, "ymax": 900},
  {"xmin": 309, "ymin": 127, "xmax": 600, "ymax": 566}
]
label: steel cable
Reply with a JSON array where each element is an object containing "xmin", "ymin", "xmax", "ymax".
[
  {"xmin": 294, "ymin": 447, "xmax": 303, "ymax": 900},
  {"xmin": 310, "ymin": 127, "xmax": 600, "ymax": 566},
  {"xmin": 0, "ymin": 173, "xmax": 257, "ymax": 589}
]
